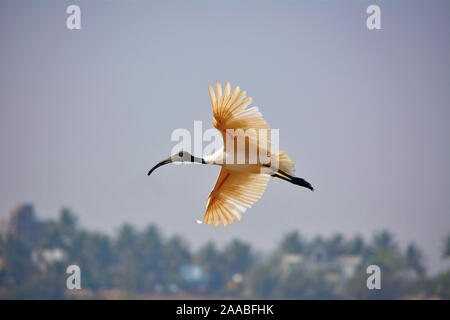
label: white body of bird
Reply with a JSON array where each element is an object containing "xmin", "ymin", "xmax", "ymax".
[{"xmin": 148, "ymin": 81, "xmax": 313, "ymax": 227}]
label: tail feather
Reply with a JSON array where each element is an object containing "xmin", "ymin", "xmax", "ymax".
[
  {"xmin": 274, "ymin": 150, "xmax": 295, "ymax": 176},
  {"xmin": 270, "ymin": 151, "xmax": 313, "ymax": 191}
]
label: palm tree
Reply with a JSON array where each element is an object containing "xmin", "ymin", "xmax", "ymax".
[
  {"xmin": 373, "ymin": 230, "xmax": 397, "ymax": 251},
  {"xmin": 406, "ymin": 243, "xmax": 426, "ymax": 276},
  {"xmin": 279, "ymin": 231, "xmax": 305, "ymax": 254},
  {"xmin": 164, "ymin": 235, "xmax": 191, "ymax": 272},
  {"xmin": 223, "ymin": 239, "xmax": 253, "ymax": 275},
  {"xmin": 347, "ymin": 235, "xmax": 365, "ymax": 254}
]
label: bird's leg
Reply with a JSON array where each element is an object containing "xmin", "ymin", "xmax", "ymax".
[{"xmin": 271, "ymin": 168, "xmax": 314, "ymax": 191}]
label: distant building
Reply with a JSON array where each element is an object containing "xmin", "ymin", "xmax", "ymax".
[
  {"xmin": 280, "ymin": 254, "xmax": 304, "ymax": 278},
  {"xmin": 179, "ymin": 264, "xmax": 208, "ymax": 284},
  {"xmin": 306, "ymin": 245, "xmax": 330, "ymax": 270},
  {"xmin": 32, "ymin": 248, "xmax": 67, "ymax": 271},
  {"xmin": 336, "ymin": 255, "xmax": 363, "ymax": 280},
  {"xmin": 280, "ymin": 249, "xmax": 362, "ymax": 282},
  {"xmin": 178, "ymin": 264, "xmax": 209, "ymax": 293}
]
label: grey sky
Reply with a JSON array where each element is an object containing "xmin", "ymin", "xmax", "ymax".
[{"xmin": 0, "ymin": 1, "xmax": 449, "ymax": 274}]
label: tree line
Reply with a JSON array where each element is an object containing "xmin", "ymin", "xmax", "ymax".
[{"xmin": 0, "ymin": 208, "xmax": 449, "ymax": 299}]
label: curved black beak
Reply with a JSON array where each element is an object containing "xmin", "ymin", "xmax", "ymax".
[{"xmin": 147, "ymin": 157, "xmax": 172, "ymax": 176}]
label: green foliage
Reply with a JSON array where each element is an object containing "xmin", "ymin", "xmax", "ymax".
[
  {"xmin": 406, "ymin": 244, "xmax": 425, "ymax": 276},
  {"xmin": 0, "ymin": 208, "xmax": 448, "ymax": 299},
  {"xmin": 431, "ymin": 270, "xmax": 450, "ymax": 299},
  {"xmin": 347, "ymin": 235, "xmax": 365, "ymax": 255},
  {"xmin": 247, "ymin": 261, "xmax": 280, "ymax": 299},
  {"xmin": 194, "ymin": 242, "xmax": 226, "ymax": 293},
  {"xmin": 279, "ymin": 268, "xmax": 339, "ymax": 299},
  {"xmin": 1, "ymin": 235, "xmax": 34, "ymax": 287},
  {"xmin": 279, "ymin": 231, "xmax": 305, "ymax": 254},
  {"xmin": 223, "ymin": 239, "xmax": 253, "ymax": 275},
  {"xmin": 444, "ymin": 235, "xmax": 450, "ymax": 259}
]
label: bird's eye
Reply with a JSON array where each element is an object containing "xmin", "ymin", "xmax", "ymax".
[{"xmin": 178, "ymin": 151, "xmax": 184, "ymax": 157}]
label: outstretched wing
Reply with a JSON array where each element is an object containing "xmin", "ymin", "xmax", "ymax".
[
  {"xmin": 199, "ymin": 168, "xmax": 270, "ymax": 227},
  {"xmin": 208, "ymin": 81, "xmax": 271, "ymax": 153}
]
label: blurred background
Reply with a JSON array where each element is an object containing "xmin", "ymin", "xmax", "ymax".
[{"xmin": 0, "ymin": 0, "xmax": 449, "ymax": 299}]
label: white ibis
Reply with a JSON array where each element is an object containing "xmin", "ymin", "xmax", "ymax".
[{"xmin": 148, "ymin": 81, "xmax": 313, "ymax": 227}]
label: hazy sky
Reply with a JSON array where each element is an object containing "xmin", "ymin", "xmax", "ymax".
[{"xmin": 0, "ymin": 1, "xmax": 449, "ymax": 274}]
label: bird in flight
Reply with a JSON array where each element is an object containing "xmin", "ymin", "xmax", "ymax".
[{"xmin": 148, "ymin": 81, "xmax": 313, "ymax": 227}]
